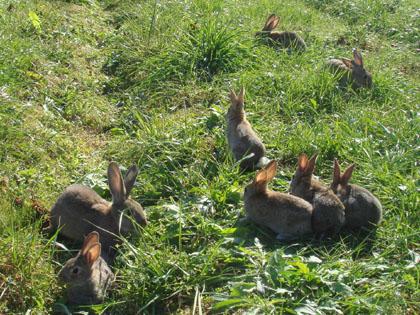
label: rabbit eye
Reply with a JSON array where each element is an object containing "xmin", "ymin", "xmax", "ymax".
[{"xmin": 72, "ymin": 267, "xmax": 79, "ymax": 274}]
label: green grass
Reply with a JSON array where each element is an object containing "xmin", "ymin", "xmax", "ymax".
[{"xmin": 0, "ymin": 0, "xmax": 419, "ymax": 314}]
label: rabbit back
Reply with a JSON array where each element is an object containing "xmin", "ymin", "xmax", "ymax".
[
  {"xmin": 269, "ymin": 31, "xmax": 306, "ymax": 50},
  {"xmin": 245, "ymin": 191, "xmax": 313, "ymax": 238},
  {"xmin": 227, "ymin": 120, "xmax": 266, "ymax": 171},
  {"xmin": 341, "ymin": 184, "xmax": 382, "ymax": 229},
  {"xmin": 311, "ymin": 189, "xmax": 346, "ymax": 235},
  {"xmin": 327, "ymin": 58, "xmax": 352, "ymax": 86},
  {"xmin": 50, "ymin": 184, "xmax": 118, "ymax": 246}
]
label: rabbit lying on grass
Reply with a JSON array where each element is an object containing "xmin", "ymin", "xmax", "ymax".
[
  {"xmin": 289, "ymin": 154, "xmax": 345, "ymax": 237},
  {"xmin": 331, "ymin": 159, "xmax": 382, "ymax": 230},
  {"xmin": 50, "ymin": 162, "xmax": 147, "ymax": 258},
  {"xmin": 58, "ymin": 231, "xmax": 114, "ymax": 306},
  {"xmin": 226, "ymin": 87, "xmax": 269, "ymax": 171},
  {"xmin": 256, "ymin": 14, "xmax": 307, "ymax": 51},
  {"xmin": 244, "ymin": 160, "xmax": 313, "ymax": 240},
  {"xmin": 327, "ymin": 48, "xmax": 372, "ymax": 89}
]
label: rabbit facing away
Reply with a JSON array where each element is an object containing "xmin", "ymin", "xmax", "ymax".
[
  {"xmin": 226, "ymin": 87, "xmax": 269, "ymax": 171},
  {"xmin": 331, "ymin": 159, "xmax": 382, "ymax": 230},
  {"xmin": 244, "ymin": 160, "xmax": 313, "ymax": 240},
  {"xmin": 58, "ymin": 231, "xmax": 115, "ymax": 305},
  {"xmin": 256, "ymin": 14, "xmax": 307, "ymax": 51},
  {"xmin": 327, "ymin": 48, "xmax": 372, "ymax": 89},
  {"xmin": 289, "ymin": 154, "xmax": 345, "ymax": 236},
  {"xmin": 50, "ymin": 162, "xmax": 147, "ymax": 257}
]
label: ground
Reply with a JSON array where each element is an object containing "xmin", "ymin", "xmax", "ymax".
[{"xmin": 0, "ymin": 0, "xmax": 418, "ymax": 314}]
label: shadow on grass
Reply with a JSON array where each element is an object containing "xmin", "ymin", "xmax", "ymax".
[{"xmin": 233, "ymin": 218, "xmax": 378, "ymax": 258}]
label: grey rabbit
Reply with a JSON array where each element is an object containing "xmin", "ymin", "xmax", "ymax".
[
  {"xmin": 256, "ymin": 14, "xmax": 307, "ymax": 51},
  {"xmin": 289, "ymin": 154, "xmax": 345, "ymax": 236},
  {"xmin": 226, "ymin": 87, "xmax": 269, "ymax": 171},
  {"xmin": 327, "ymin": 48, "xmax": 372, "ymax": 89},
  {"xmin": 58, "ymin": 231, "xmax": 114, "ymax": 305},
  {"xmin": 331, "ymin": 159, "xmax": 382, "ymax": 230},
  {"xmin": 50, "ymin": 162, "xmax": 147, "ymax": 258},
  {"xmin": 244, "ymin": 160, "xmax": 313, "ymax": 240}
]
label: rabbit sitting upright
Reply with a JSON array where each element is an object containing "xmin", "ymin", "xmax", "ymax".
[
  {"xmin": 50, "ymin": 162, "xmax": 147, "ymax": 258},
  {"xmin": 327, "ymin": 48, "xmax": 372, "ymax": 89},
  {"xmin": 289, "ymin": 154, "xmax": 345, "ymax": 236},
  {"xmin": 244, "ymin": 160, "xmax": 313, "ymax": 240},
  {"xmin": 331, "ymin": 159, "xmax": 382, "ymax": 230},
  {"xmin": 226, "ymin": 87, "xmax": 268, "ymax": 171},
  {"xmin": 255, "ymin": 14, "xmax": 307, "ymax": 51},
  {"xmin": 58, "ymin": 231, "xmax": 114, "ymax": 305}
]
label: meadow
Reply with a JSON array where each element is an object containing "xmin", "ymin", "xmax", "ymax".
[{"xmin": 0, "ymin": 0, "xmax": 419, "ymax": 314}]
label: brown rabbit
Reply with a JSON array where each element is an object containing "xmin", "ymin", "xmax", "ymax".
[
  {"xmin": 256, "ymin": 14, "xmax": 307, "ymax": 51},
  {"xmin": 50, "ymin": 162, "xmax": 147, "ymax": 257},
  {"xmin": 331, "ymin": 159, "xmax": 382, "ymax": 230},
  {"xmin": 58, "ymin": 231, "xmax": 115, "ymax": 305},
  {"xmin": 226, "ymin": 87, "xmax": 268, "ymax": 171},
  {"xmin": 327, "ymin": 48, "xmax": 372, "ymax": 89},
  {"xmin": 244, "ymin": 160, "xmax": 313, "ymax": 240},
  {"xmin": 289, "ymin": 154, "xmax": 345, "ymax": 236}
]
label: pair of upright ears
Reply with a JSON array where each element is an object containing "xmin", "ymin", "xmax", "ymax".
[
  {"xmin": 263, "ymin": 14, "xmax": 280, "ymax": 31},
  {"xmin": 333, "ymin": 158, "xmax": 355, "ymax": 186},
  {"xmin": 81, "ymin": 231, "xmax": 101, "ymax": 268},
  {"xmin": 298, "ymin": 153, "xmax": 318, "ymax": 175},
  {"xmin": 342, "ymin": 48, "xmax": 364, "ymax": 68},
  {"xmin": 229, "ymin": 86, "xmax": 245, "ymax": 106},
  {"xmin": 108, "ymin": 162, "xmax": 139, "ymax": 205}
]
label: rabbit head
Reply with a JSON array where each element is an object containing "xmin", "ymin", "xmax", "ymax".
[
  {"xmin": 244, "ymin": 160, "xmax": 277, "ymax": 198},
  {"xmin": 58, "ymin": 232, "xmax": 102, "ymax": 286},
  {"xmin": 331, "ymin": 158, "xmax": 355, "ymax": 198},
  {"xmin": 289, "ymin": 153, "xmax": 318, "ymax": 200},
  {"xmin": 58, "ymin": 232, "xmax": 114, "ymax": 305},
  {"xmin": 350, "ymin": 48, "xmax": 372, "ymax": 88},
  {"xmin": 227, "ymin": 87, "xmax": 245, "ymax": 120},
  {"xmin": 108, "ymin": 162, "xmax": 147, "ymax": 228},
  {"xmin": 256, "ymin": 14, "xmax": 279, "ymax": 37}
]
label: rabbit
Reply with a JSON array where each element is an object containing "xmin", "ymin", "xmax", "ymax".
[
  {"xmin": 289, "ymin": 154, "xmax": 345, "ymax": 236},
  {"xmin": 58, "ymin": 231, "xmax": 115, "ymax": 305},
  {"xmin": 226, "ymin": 87, "xmax": 269, "ymax": 171},
  {"xmin": 331, "ymin": 159, "xmax": 382, "ymax": 230},
  {"xmin": 243, "ymin": 160, "xmax": 313, "ymax": 240},
  {"xmin": 327, "ymin": 48, "xmax": 372, "ymax": 89},
  {"xmin": 255, "ymin": 14, "xmax": 307, "ymax": 51},
  {"xmin": 50, "ymin": 162, "xmax": 147, "ymax": 258}
]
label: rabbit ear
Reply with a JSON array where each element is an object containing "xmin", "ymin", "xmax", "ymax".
[
  {"xmin": 254, "ymin": 167, "xmax": 268, "ymax": 191},
  {"xmin": 269, "ymin": 15, "xmax": 279, "ymax": 30},
  {"xmin": 229, "ymin": 89, "xmax": 237, "ymax": 103},
  {"xmin": 306, "ymin": 154, "xmax": 318, "ymax": 174},
  {"xmin": 352, "ymin": 48, "xmax": 363, "ymax": 67},
  {"xmin": 332, "ymin": 158, "xmax": 341, "ymax": 185},
  {"xmin": 108, "ymin": 162, "xmax": 126, "ymax": 205},
  {"xmin": 341, "ymin": 164, "xmax": 355, "ymax": 185},
  {"xmin": 81, "ymin": 231, "xmax": 99, "ymax": 256},
  {"xmin": 265, "ymin": 160, "xmax": 277, "ymax": 182},
  {"xmin": 238, "ymin": 86, "xmax": 245, "ymax": 103},
  {"xmin": 83, "ymin": 243, "xmax": 101, "ymax": 268},
  {"xmin": 229, "ymin": 89, "xmax": 238, "ymax": 105},
  {"xmin": 124, "ymin": 164, "xmax": 139, "ymax": 197},
  {"xmin": 298, "ymin": 154, "xmax": 308, "ymax": 172}
]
